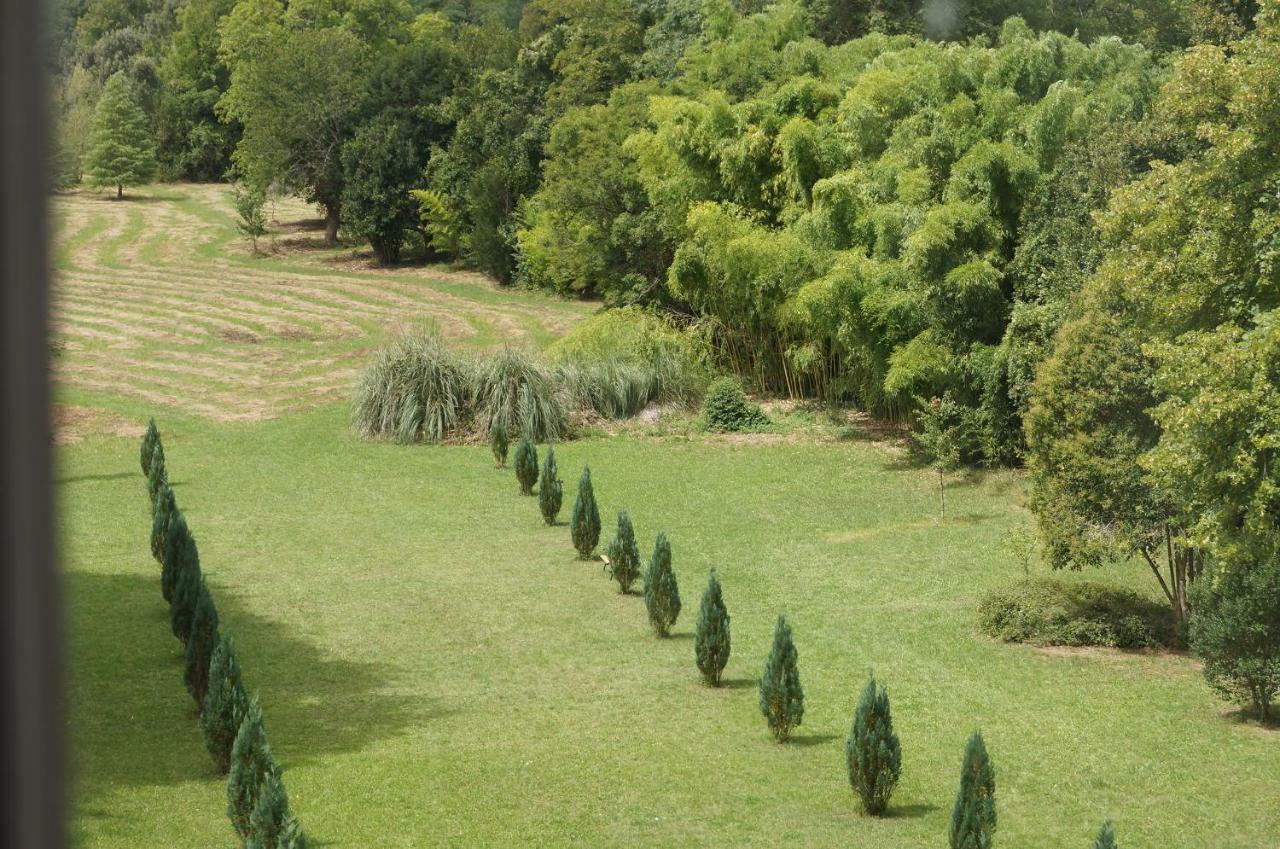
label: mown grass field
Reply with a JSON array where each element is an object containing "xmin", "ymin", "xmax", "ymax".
[{"xmin": 56, "ymin": 187, "xmax": 1280, "ymax": 849}]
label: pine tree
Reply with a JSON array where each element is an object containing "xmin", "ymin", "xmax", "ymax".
[
  {"xmin": 140, "ymin": 417, "xmax": 159, "ymax": 475},
  {"xmin": 170, "ymin": 552, "xmax": 203, "ymax": 644},
  {"xmin": 949, "ymin": 731, "xmax": 996, "ymax": 849},
  {"xmin": 643, "ymin": 532, "xmax": 681, "ymax": 637},
  {"xmin": 147, "ymin": 440, "xmax": 168, "ymax": 504},
  {"xmin": 490, "ymin": 423, "xmax": 509, "ymax": 468},
  {"xmin": 162, "ymin": 509, "xmax": 195, "ymax": 604},
  {"xmin": 202, "ymin": 634, "xmax": 249, "ymax": 773},
  {"xmin": 1092, "ymin": 821, "xmax": 1117, "ymax": 849},
  {"xmin": 538, "ymin": 447, "xmax": 563, "ymax": 525},
  {"xmin": 228, "ymin": 698, "xmax": 275, "ymax": 841},
  {"xmin": 846, "ymin": 673, "xmax": 902, "ymax": 815},
  {"xmin": 694, "ymin": 570, "xmax": 731, "ymax": 686},
  {"xmin": 84, "ymin": 72, "xmax": 157, "ymax": 199},
  {"xmin": 151, "ymin": 483, "xmax": 176, "ymax": 563},
  {"xmin": 247, "ymin": 764, "xmax": 291, "ymax": 849},
  {"xmin": 570, "ymin": 466, "xmax": 601, "ymax": 559},
  {"xmin": 605, "ymin": 510, "xmax": 641, "ymax": 593},
  {"xmin": 514, "ymin": 436, "xmax": 539, "ymax": 495},
  {"xmin": 184, "ymin": 583, "xmax": 220, "ymax": 708},
  {"xmin": 759, "ymin": 614, "xmax": 804, "ymax": 742}
]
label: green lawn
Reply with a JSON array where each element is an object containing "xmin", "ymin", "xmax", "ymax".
[{"xmin": 60, "ymin": 401, "xmax": 1280, "ymax": 849}]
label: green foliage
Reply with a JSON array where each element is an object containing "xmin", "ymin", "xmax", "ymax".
[
  {"xmin": 490, "ymin": 422, "xmax": 509, "ymax": 467},
  {"xmin": 227, "ymin": 697, "xmax": 274, "ymax": 841},
  {"xmin": 84, "ymin": 71, "xmax": 156, "ymax": 197},
  {"xmin": 473, "ymin": 347, "xmax": 567, "ymax": 443},
  {"xmin": 169, "ymin": 549, "xmax": 202, "ymax": 644},
  {"xmin": 949, "ymin": 731, "xmax": 996, "ymax": 849},
  {"xmin": 352, "ymin": 330, "xmax": 473, "ymax": 444},
  {"xmin": 915, "ymin": 393, "xmax": 970, "ymax": 517},
  {"xmin": 150, "ymin": 482, "xmax": 176, "ymax": 562},
  {"xmin": 977, "ymin": 578, "xmax": 1175, "ymax": 649},
  {"xmin": 1093, "ymin": 821, "xmax": 1117, "ymax": 849},
  {"xmin": 278, "ymin": 816, "xmax": 308, "ymax": 849},
  {"xmin": 161, "ymin": 508, "xmax": 195, "ymax": 604},
  {"xmin": 139, "ymin": 417, "xmax": 159, "ymax": 475},
  {"xmin": 340, "ymin": 113, "xmax": 422, "ymax": 264},
  {"xmin": 201, "ymin": 634, "xmax": 248, "ymax": 773},
  {"xmin": 570, "ymin": 466, "xmax": 601, "ymax": 559},
  {"xmin": 643, "ymin": 532, "xmax": 680, "ymax": 637},
  {"xmin": 513, "ymin": 436, "xmax": 538, "ymax": 496},
  {"xmin": 699, "ymin": 378, "xmax": 768, "ymax": 433},
  {"xmin": 233, "ymin": 182, "xmax": 269, "ymax": 252},
  {"xmin": 694, "ymin": 569, "xmax": 730, "ymax": 686},
  {"xmin": 758, "ymin": 614, "xmax": 804, "ymax": 741},
  {"xmin": 1189, "ymin": 551, "xmax": 1280, "ymax": 723},
  {"xmin": 605, "ymin": 509, "xmax": 640, "ymax": 593},
  {"xmin": 247, "ymin": 765, "xmax": 291, "ymax": 849},
  {"xmin": 538, "ymin": 447, "xmax": 562, "ymax": 525},
  {"xmin": 146, "ymin": 439, "xmax": 168, "ymax": 504},
  {"xmin": 155, "ymin": 0, "xmax": 238, "ymax": 180},
  {"xmin": 845, "ymin": 673, "xmax": 901, "ymax": 815},
  {"xmin": 183, "ymin": 582, "xmax": 220, "ymax": 707}
]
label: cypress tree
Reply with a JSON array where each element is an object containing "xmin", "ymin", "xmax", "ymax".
[
  {"xmin": 570, "ymin": 466, "xmax": 601, "ymax": 559},
  {"xmin": 170, "ymin": 554, "xmax": 203, "ymax": 644},
  {"xmin": 694, "ymin": 569, "xmax": 731, "ymax": 686},
  {"xmin": 846, "ymin": 673, "xmax": 902, "ymax": 815},
  {"xmin": 140, "ymin": 417, "xmax": 159, "ymax": 475},
  {"xmin": 147, "ymin": 440, "xmax": 168, "ymax": 504},
  {"xmin": 1092, "ymin": 821, "xmax": 1117, "ymax": 849},
  {"xmin": 643, "ymin": 532, "xmax": 681, "ymax": 636},
  {"xmin": 247, "ymin": 764, "xmax": 291, "ymax": 849},
  {"xmin": 151, "ymin": 483, "xmax": 176, "ymax": 563},
  {"xmin": 279, "ymin": 816, "xmax": 308, "ymax": 849},
  {"xmin": 202, "ymin": 634, "xmax": 249, "ymax": 773},
  {"xmin": 228, "ymin": 698, "xmax": 275, "ymax": 841},
  {"xmin": 538, "ymin": 447, "xmax": 563, "ymax": 525},
  {"xmin": 184, "ymin": 584, "xmax": 220, "ymax": 708},
  {"xmin": 161, "ymin": 509, "xmax": 195, "ymax": 604},
  {"xmin": 605, "ymin": 510, "xmax": 641, "ymax": 593},
  {"xmin": 949, "ymin": 731, "xmax": 996, "ymax": 849},
  {"xmin": 490, "ymin": 423, "xmax": 509, "ymax": 468},
  {"xmin": 514, "ymin": 436, "xmax": 539, "ymax": 495},
  {"xmin": 759, "ymin": 614, "xmax": 804, "ymax": 742}
]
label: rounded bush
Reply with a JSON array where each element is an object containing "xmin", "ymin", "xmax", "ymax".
[{"xmin": 699, "ymin": 377, "xmax": 768, "ymax": 432}]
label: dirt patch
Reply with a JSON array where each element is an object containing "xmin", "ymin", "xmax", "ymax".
[{"xmin": 53, "ymin": 405, "xmax": 145, "ymax": 445}]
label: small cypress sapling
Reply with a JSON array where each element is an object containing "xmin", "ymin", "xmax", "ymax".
[
  {"xmin": 605, "ymin": 510, "xmax": 641, "ymax": 593},
  {"xmin": 146, "ymin": 439, "xmax": 168, "ymax": 504},
  {"xmin": 694, "ymin": 569, "xmax": 731, "ymax": 686},
  {"xmin": 570, "ymin": 466, "xmax": 601, "ymax": 559},
  {"xmin": 490, "ymin": 423, "xmax": 509, "ymax": 468},
  {"xmin": 514, "ymin": 436, "xmax": 539, "ymax": 495},
  {"xmin": 228, "ymin": 698, "xmax": 275, "ymax": 841},
  {"xmin": 1092, "ymin": 822, "xmax": 1117, "ymax": 849},
  {"xmin": 151, "ymin": 483, "xmax": 176, "ymax": 563},
  {"xmin": 184, "ymin": 583, "xmax": 220, "ymax": 708},
  {"xmin": 643, "ymin": 532, "xmax": 681, "ymax": 636},
  {"xmin": 247, "ymin": 764, "xmax": 290, "ymax": 849},
  {"xmin": 161, "ymin": 509, "xmax": 195, "ymax": 604},
  {"xmin": 140, "ymin": 417, "xmax": 159, "ymax": 475},
  {"xmin": 170, "ymin": 553, "xmax": 203, "ymax": 644},
  {"xmin": 538, "ymin": 447, "xmax": 563, "ymax": 525},
  {"xmin": 759, "ymin": 614, "xmax": 804, "ymax": 742},
  {"xmin": 949, "ymin": 731, "xmax": 996, "ymax": 849},
  {"xmin": 846, "ymin": 673, "xmax": 901, "ymax": 815},
  {"xmin": 202, "ymin": 634, "xmax": 249, "ymax": 773}
]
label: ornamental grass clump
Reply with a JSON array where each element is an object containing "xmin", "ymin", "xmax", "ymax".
[
  {"xmin": 473, "ymin": 346, "xmax": 566, "ymax": 443},
  {"xmin": 352, "ymin": 329, "xmax": 472, "ymax": 443}
]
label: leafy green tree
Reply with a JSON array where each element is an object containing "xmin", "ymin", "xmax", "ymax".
[
  {"xmin": 694, "ymin": 569, "xmax": 731, "ymax": 686},
  {"xmin": 1092, "ymin": 821, "xmax": 1117, "ymax": 849},
  {"xmin": 155, "ymin": 0, "xmax": 238, "ymax": 180},
  {"xmin": 643, "ymin": 532, "xmax": 680, "ymax": 636},
  {"xmin": 949, "ymin": 731, "xmax": 996, "ymax": 849},
  {"xmin": 183, "ymin": 583, "xmax": 220, "ymax": 707},
  {"xmin": 570, "ymin": 466, "xmax": 601, "ymax": 559},
  {"xmin": 605, "ymin": 509, "xmax": 640, "ymax": 593},
  {"xmin": 161, "ymin": 509, "xmax": 196, "ymax": 604},
  {"xmin": 340, "ymin": 113, "xmax": 422, "ymax": 264},
  {"xmin": 233, "ymin": 182, "xmax": 269, "ymax": 253},
  {"xmin": 514, "ymin": 436, "xmax": 539, "ymax": 495},
  {"xmin": 916, "ymin": 394, "xmax": 967, "ymax": 518},
  {"xmin": 490, "ymin": 422, "xmax": 509, "ymax": 468},
  {"xmin": 538, "ymin": 447, "xmax": 562, "ymax": 525},
  {"xmin": 846, "ymin": 673, "xmax": 901, "ymax": 815},
  {"xmin": 84, "ymin": 70, "xmax": 156, "ymax": 198},
  {"xmin": 139, "ymin": 417, "xmax": 159, "ymax": 474},
  {"xmin": 759, "ymin": 614, "xmax": 804, "ymax": 741},
  {"xmin": 201, "ymin": 634, "xmax": 248, "ymax": 773},
  {"xmin": 227, "ymin": 697, "xmax": 275, "ymax": 841},
  {"xmin": 247, "ymin": 765, "xmax": 291, "ymax": 849},
  {"xmin": 151, "ymin": 482, "xmax": 176, "ymax": 562}
]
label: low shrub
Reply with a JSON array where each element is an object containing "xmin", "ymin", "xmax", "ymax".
[
  {"xmin": 977, "ymin": 577, "xmax": 1174, "ymax": 649},
  {"xmin": 699, "ymin": 378, "xmax": 768, "ymax": 432},
  {"xmin": 351, "ymin": 329, "xmax": 472, "ymax": 444}
]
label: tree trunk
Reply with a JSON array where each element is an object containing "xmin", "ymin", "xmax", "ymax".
[
  {"xmin": 116, "ymin": 183, "xmax": 122, "ymax": 200},
  {"xmin": 1140, "ymin": 527, "xmax": 1201, "ymax": 639},
  {"xmin": 323, "ymin": 203, "xmax": 339, "ymax": 246}
]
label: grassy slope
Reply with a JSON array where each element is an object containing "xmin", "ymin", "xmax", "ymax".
[{"xmin": 61, "ymin": 403, "xmax": 1280, "ymax": 849}]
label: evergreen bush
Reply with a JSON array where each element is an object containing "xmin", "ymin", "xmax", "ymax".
[
  {"xmin": 490, "ymin": 422, "xmax": 509, "ymax": 468},
  {"xmin": 202, "ymin": 634, "xmax": 249, "ymax": 773},
  {"xmin": 570, "ymin": 466, "xmax": 601, "ymax": 559},
  {"xmin": 699, "ymin": 377, "xmax": 768, "ymax": 433},
  {"xmin": 1092, "ymin": 821, "xmax": 1117, "ymax": 849},
  {"xmin": 279, "ymin": 816, "xmax": 308, "ymax": 849},
  {"xmin": 845, "ymin": 674, "xmax": 901, "ymax": 815},
  {"xmin": 605, "ymin": 510, "xmax": 640, "ymax": 593},
  {"xmin": 161, "ymin": 509, "xmax": 195, "ymax": 604},
  {"xmin": 184, "ymin": 584, "xmax": 220, "ymax": 708},
  {"xmin": 538, "ymin": 447, "xmax": 563, "ymax": 525},
  {"xmin": 146, "ymin": 440, "xmax": 169, "ymax": 504},
  {"xmin": 247, "ymin": 765, "xmax": 290, "ymax": 849},
  {"xmin": 151, "ymin": 483, "xmax": 176, "ymax": 563},
  {"xmin": 694, "ymin": 570, "xmax": 731, "ymax": 686},
  {"xmin": 643, "ymin": 532, "xmax": 681, "ymax": 637},
  {"xmin": 228, "ymin": 698, "xmax": 275, "ymax": 841},
  {"xmin": 140, "ymin": 417, "xmax": 159, "ymax": 475},
  {"xmin": 759, "ymin": 614, "xmax": 804, "ymax": 742},
  {"xmin": 170, "ymin": 555, "xmax": 203, "ymax": 644},
  {"xmin": 949, "ymin": 731, "xmax": 996, "ymax": 849},
  {"xmin": 514, "ymin": 436, "xmax": 538, "ymax": 496}
]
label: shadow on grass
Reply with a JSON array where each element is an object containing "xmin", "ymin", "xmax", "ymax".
[
  {"xmin": 887, "ymin": 802, "xmax": 939, "ymax": 819},
  {"xmin": 56, "ymin": 470, "xmax": 137, "ymax": 485},
  {"xmin": 1220, "ymin": 707, "xmax": 1280, "ymax": 732},
  {"xmin": 717, "ymin": 677, "xmax": 758, "ymax": 690},
  {"xmin": 786, "ymin": 733, "xmax": 838, "ymax": 747}
]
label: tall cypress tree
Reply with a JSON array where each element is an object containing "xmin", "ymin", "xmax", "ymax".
[
  {"xmin": 694, "ymin": 569, "xmax": 731, "ymax": 686},
  {"xmin": 538, "ymin": 447, "xmax": 563, "ymax": 525},
  {"xmin": 247, "ymin": 764, "xmax": 291, "ymax": 849},
  {"xmin": 643, "ymin": 532, "xmax": 681, "ymax": 637},
  {"xmin": 184, "ymin": 584, "xmax": 220, "ymax": 708},
  {"xmin": 846, "ymin": 673, "xmax": 901, "ymax": 815},
  {"xmin": 605, "ymin": 510, "xmax": 640, "ymax": 593},
  {"xmin": 228, "ymin": 698, "xmax": 275, "ymax": 841},
  {"xmin": 949, "ymin": 731, "xmax": 996, "ymax": 849},
  {"xmin": 1092, "ymin": 821, "xmax": 1117, "ymax": 849},
  {"xmin": 162, "ymin": 509, "xmax": 195, "ymax": 604},
  {"xmin": 514, "ymin": 436, "xmax": 539, "ymax": 495},
  {"xmin": 202, "ymin": 634, "xmax": 249, "ymax": 773},
  {"xmin": 140, "ymin": 417, "xmax": 159, "ymax": 475},
  {"xmin": 759, "ymin": 614, "xmax": 804, "ymax": 742},
  {"xmin": 151, "ymin": 483, "xmax": 176, "ymax": 563},
  {"xmin": 170, "ymin": 554, "xmax": 203, "ymax": 644},
  {"xmin": 570, "ymin": 466, "xmax": 601, "ymax": 559},
  {"xmin": 147, "ymin": 440, "xmax": 169, "ymax": 504},
  {"xmin": 84, "ymin": 72, "xmax": 157, "ymax": 199}
]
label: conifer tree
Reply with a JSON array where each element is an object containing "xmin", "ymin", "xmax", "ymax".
[
  {"xmin": 202, "ymin": 634, "xmax": 249, "ymax": 773},
  {"xmin": 279, "ymin": 816, "xmax": 308, "ymax": 849},
  {"xmin": 247, "ymin": 764, "xmax": 291, "ymax": 849},
  {"xmin": 694, "ymin": 569, "xmax": 731, "ymax": 686},
  {"xmin": 151, "ymin": 483, "xmax": 176, "ymax": 563},
  {"xmin": 184, "ymin": 584, "xmax": 220, "ymax": 708},
  {"xmin": 949, "ymin": 731, "xmax": 996, "ymax": 849},
  {"xmin": 140, "ymin": 417, "xmax": 159, "ymax": 475},
  {"xmin": 759, "ymin": 614, "xmax": 804, "ymax": 742},
  {"xmin": 605, "ymin": 510, "xmax": 641, "ymax": 593},
  {"xmin": 643, "ymin": 532, "xmax": 681, "ymax": 637},
  {"xmin": 514, "ymin": 436, "xmax": 539, "ymax": 495},
  {"xmin": 170, "ymin": 554, "xmax": 203, "ymax": 644},
  {"xmin": 490, "ymin": 423, "xmax": 509, "ymax": 468},
  {"xmin": 147, "ymin": 440, "xmax": 169, "ymax": 504},
  {"xmin": 538, "ymin": 447, "xmax": 563, "ymax": 525},
  {"xmin": 84, "ymin": 72, "xmax": 157, "ymax": 199},
  {"xmin": 228, "ymin": 698, "xmax": 275, "ymax": 841},
  {"xmin": 846, "ymin": 673, "xmax": 901, "ymax": 815},
  {"xmin": 162, "ymin": 509, "xmax": 195, "ymax": 604},
  {"xmin": 570, "ymin": 466, "xmax": 601, "ymax": 559},
  {"xmin": 1092, "ymin": 821, "xmax": 1117, "ymax": 849}
]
